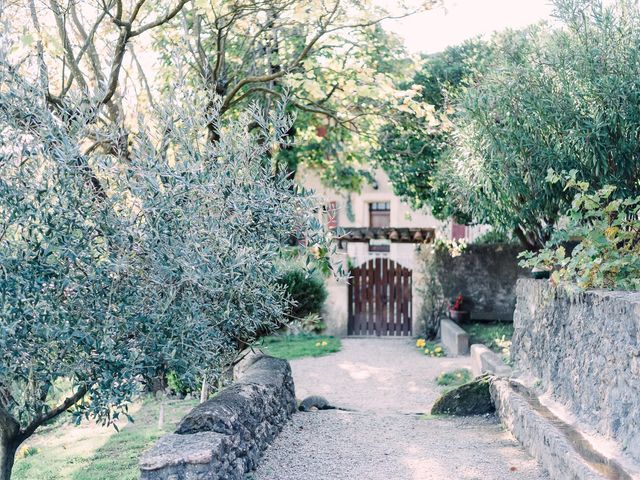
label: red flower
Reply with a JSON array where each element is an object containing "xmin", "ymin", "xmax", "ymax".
[{"xmin": 451, "ymin": 294, "xmax": 463, "ymax": 311}]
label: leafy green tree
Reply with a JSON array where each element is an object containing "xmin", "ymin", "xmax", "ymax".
[
  {"xmin": 154, "ymin": 1, "xmax": 430, "ymax": 188},
  {"xmin": 445, "ymin": 0, "xmax": 640, "ymax": 248},
  {"xmin": 4, "ymin": 0, "xmax": 192, "ymax": 169},
  {"xmin": 7, "ymin": 0, "xmax": 431, "ymax": 194},
  {"xmin": 374, "ymin": 38, "xmax": 495, "ymax": 220}
]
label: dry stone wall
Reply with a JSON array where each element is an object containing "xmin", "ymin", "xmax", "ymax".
[
  {"xmin": 139, "ymin": 355, "xmax": 296, "ymax": 480},
  {"xmin": 512, "ymin": 279, "xmax": 640, "ymax": 462}
]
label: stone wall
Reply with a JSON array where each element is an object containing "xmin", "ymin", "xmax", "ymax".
[
  {"xmin": 512, "ymin": 279, "xmax": 640, "ymax": 462},
  {"xmin": 434, "ymin": 243, "xmax": 526, "ymax": 321},
  {"xmin": 139, "ymin": 355, "xmax": 296, "ymax": 480}
]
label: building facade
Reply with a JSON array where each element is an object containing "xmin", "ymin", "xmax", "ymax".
[{"xmin": 297, "ymin": 165, "xmax": 487, "ymax": 337}]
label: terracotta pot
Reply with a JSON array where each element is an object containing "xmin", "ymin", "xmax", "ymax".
[{"xmin": 449, "ymin": 309, "xmax": 470, "ymax": 323}]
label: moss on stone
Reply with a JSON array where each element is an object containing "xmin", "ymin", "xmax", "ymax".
[{"xmin": 430, "ymin": 374, "xmax": 495, "ymax": 416}]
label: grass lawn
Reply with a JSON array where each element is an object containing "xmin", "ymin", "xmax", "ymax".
[
  {"xmin": 465, "ymin": 321, "xmax": 514, "ymax": 359},
  {"xmin": 258, "ymin": 334, "xmax": 341, "ymax": 360},
  {"xmin": 13, "ymin": 396, "xmax": 197, "ymax": 480},
  {"xmin": 436, "ymin": 368, "xmax": 472, "ymax": 388}
]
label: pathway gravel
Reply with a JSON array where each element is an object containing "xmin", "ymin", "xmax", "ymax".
[{"xmin": 253, "ymin": 338, "xmax": 549, "ymax": 480}]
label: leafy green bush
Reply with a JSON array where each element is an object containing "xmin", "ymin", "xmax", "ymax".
[
  {"xmin": 471, "ymin": 230, "xmax": 514, "ymax": 245},
  {"xmin": 278, "ymin": 268, "xmax": 328, "ymax": 321},
  {"xmin": 520, "ymin": 175, "xmax": 640, "ymax": 291}
]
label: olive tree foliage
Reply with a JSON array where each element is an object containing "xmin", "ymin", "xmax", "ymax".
[
  {"xmin": 0, "ymin": 45, "xmax": 330, "ymax": 478},
  {"xmin": 0, "ymin": 60, "xmax": 138, "ymax": 479},
  {"xmin": 2, "ymin": 0, "xmax": 192, "ymax": 165},
  {"xmin": 443, "ymin": 0, "xmax": 640, "ymax": 249}
]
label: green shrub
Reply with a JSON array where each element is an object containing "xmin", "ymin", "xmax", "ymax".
[
  {"xmin": 443, "ymin": 1, "xmax": 640, "ymax": 249},
  {"xmin": 520, "ymin": 175, "xmax": 640, "ymax": 291},
  {"xmin": 166, "ymin": 371, "xmax": 193, "ymax": 397},
  {"xmin": 471, "ymin": 229, "xmax": 514, "ymax": 245},
  {"xmin": 278, "ymin": 268, "xmax": 328, "ymax": 320}
]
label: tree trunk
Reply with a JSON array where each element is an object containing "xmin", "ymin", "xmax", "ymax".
[
  {"xmin": 0, "ymin": 410, "xmax": 20, "ymax": 480},
  {"xmin": 513, "ymin": 226, "xmax": 541, "ymax": 251},
  {"xmin": 0, "ymin": 439, "xmax": 17, "ymax": 480}
]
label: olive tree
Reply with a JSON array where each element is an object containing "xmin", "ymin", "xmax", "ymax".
[
  {"xmin": 0, "ymin": 47, "xmax": 329, "ymax": 478},
  {"xmin": 0, "ymin": 57, "xmax": 142, "ymax": 478}
]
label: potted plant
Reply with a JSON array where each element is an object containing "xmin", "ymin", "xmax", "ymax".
[{"xmin": 449, "ymin": 294, "xmax": 470, "ymax": 323}]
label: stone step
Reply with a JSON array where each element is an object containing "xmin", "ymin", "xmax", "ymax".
[{"xmin": 490, "ymin": 378, "xmax": 640, "ymax": 480}]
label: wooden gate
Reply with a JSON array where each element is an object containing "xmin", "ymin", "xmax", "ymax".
[{"xmin": 348, "ymin": 258, "xmax": 412, "ymax": 336}]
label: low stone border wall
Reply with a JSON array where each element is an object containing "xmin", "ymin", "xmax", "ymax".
[
  {"xmin": 434, "ymin": 243, "xmax": 527, "ymax": 320},
  {"xmin": 490, "ymin": 378, "xmax": 639, "ymax": 480},
  {"xmin": 139, "ymin": 355, "xmax": 296, "ymax": 480},
  {"xmin": 512, "ymin": 279, "xmax": 640, "ymax": 463}
]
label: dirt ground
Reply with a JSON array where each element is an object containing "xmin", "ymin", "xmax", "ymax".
[{"xmin": 254, "ymin": 338, "xmax": 550, "ymax": 480}]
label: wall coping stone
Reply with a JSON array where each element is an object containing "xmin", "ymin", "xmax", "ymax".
[
  {"xmin": 470, "ymin": 344, "xmax": 512, "ymax": 377},
  {"xmin": 490, "ymin": 378, "xmax": 640, "ymax": 480}
]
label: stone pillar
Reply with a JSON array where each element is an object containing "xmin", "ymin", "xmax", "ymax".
[{"xmin": 323, "ymin": 275, "xmax": 349, "ymax": 337}]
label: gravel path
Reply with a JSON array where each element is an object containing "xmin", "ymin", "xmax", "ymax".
[{"xmin": 253, "ymin": 338, "xmax": 549, "ymax": 480}]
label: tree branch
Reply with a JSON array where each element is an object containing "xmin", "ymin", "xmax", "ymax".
[
  {"xmin": 49, "ymin": 0, "xmax": 90, "ymax": 95},
  {"xmin": 130, "ymin": 0, "xmax": 189, "ymax": 37},
  {"xmin": 220, "ymin": 1, "xmax": 341, "ymax": 113},
  {"xmin": 18, "ymin": 386, "xmax": 88, "ymax": 442}
]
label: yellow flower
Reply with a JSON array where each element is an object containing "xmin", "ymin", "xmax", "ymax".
[
  {"xmin": 604, "ymin": 227, "xmax": 619, "ymax": 240},
  {"xmin": 434, "ymin": 346, "xmax": 443, "ymax": 353},
  {"xmin": 321, "ymin": 341, "xmax": 328, "ymax": 346},
  {"xmin": 416, "ymin": 339, "xmax": 426, "ymax": 348},
  {"xmin": 424, "ymin": 348, "xmax": 430, "ymax": 354},
  {"xmin": 315, "ymin": 342, "xmax": 321, "ymax": 347}
]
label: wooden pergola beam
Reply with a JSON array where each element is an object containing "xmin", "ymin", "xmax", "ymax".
[{"xmin": 335, "ymin": 227, "xmax": 435, "ymax": 243}]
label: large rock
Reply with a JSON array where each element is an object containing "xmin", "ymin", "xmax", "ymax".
[
  {"xmin": 140, "ymin": 355, "xmax": 296, "ymax": 480},
  {"xmin": 431, "ymin": 374, "xmax": 495, "ymax": 416}
]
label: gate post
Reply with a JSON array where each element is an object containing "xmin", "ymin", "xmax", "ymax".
[
  {"xmin": 411, "ymin": 268, "xmax": 423, "ymax": 337},
  {"xmin": 323, "ymin": 275, "xmax": 349, "ymax": 337}
]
